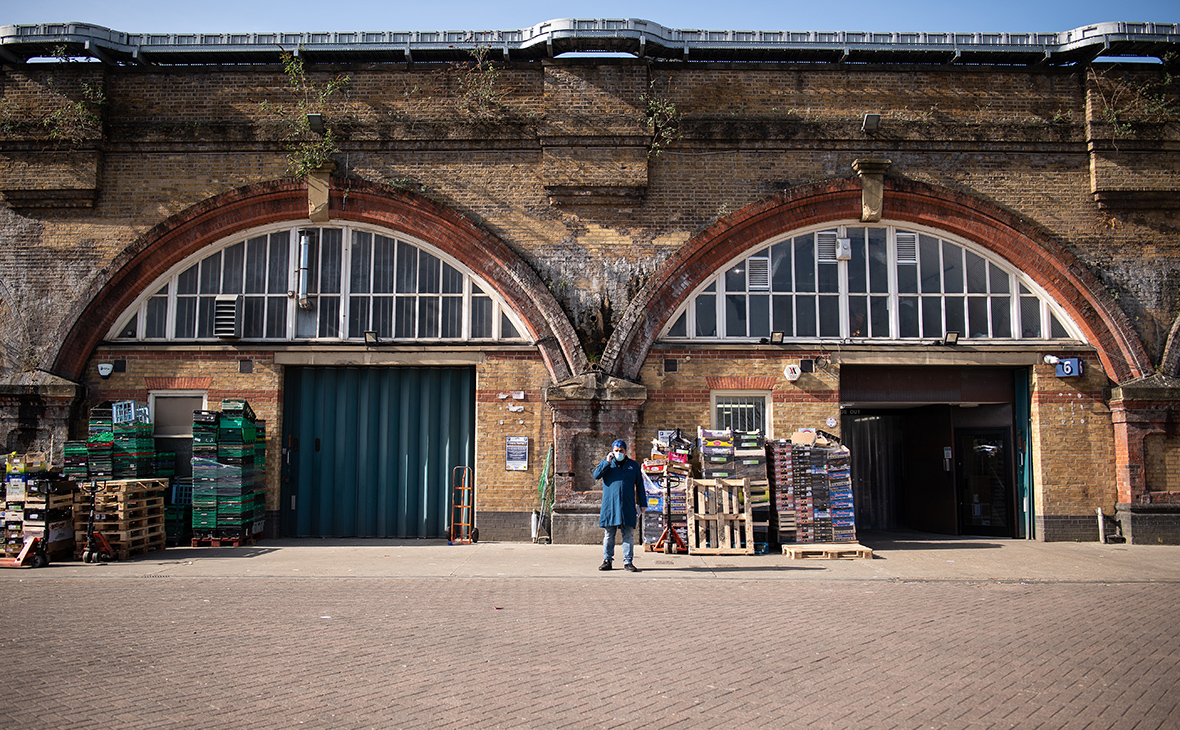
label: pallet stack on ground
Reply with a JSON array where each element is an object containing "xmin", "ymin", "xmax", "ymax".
[
  {"xmin": 72, "ymin": 478, "xmax": 167, "ymax": 560},
  {"xmin": 191, "ymin": 399, "xmax": 265, "ymax": 546},
  {"xmin": 686, "ymin": 477, "xmax": 754, "ymax": 555}
]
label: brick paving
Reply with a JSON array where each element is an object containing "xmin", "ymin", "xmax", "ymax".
[{"xmin": 3, "ymin": 565, "xmax": 1179, "ymax": 729}]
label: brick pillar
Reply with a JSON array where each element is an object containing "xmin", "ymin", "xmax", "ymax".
[
  {"xmin": 544, "ymin": 373, "xmax": 647, "ymax": 544},
  {"xmin": 1109, "ymin": 381, "xmax": 1180, "ymax": 543}
]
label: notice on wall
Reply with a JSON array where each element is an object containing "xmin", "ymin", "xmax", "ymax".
[{"xmin": 505, "ymin": 436, "xmax": 529, "ymax": 471}]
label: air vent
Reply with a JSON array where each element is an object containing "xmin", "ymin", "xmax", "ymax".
[
  {"xmin": 896, "ymin": 232, "xmax": 918, "ymax": 262},
  {"xmin": 817, "ymin": 231, "xmax": 839, "ymax": 262},
  {"xmin": 213, "ymin": 295, "xmax": 241, "ymax": 339},
  {"xmin": 748, "ymin": 257, "xmax": 770, "ymax": 290}
]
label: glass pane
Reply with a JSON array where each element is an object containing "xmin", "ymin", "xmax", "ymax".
[
  {"xmin": 695, "ymin": 294, "xmax": 717, "ymax": 337},
  {"xmin": 921, "ymin": 296, "xmax": 942, "ymax": 337},
  {"xmin": 715, "ymin": 396, "xmax": 765, "ymax": 433},
  {"xmin": 245, "ymin": 237, "xmax": 267, "ymax": 294},
  {"xmin": 848, "ymin": 229, "xmax": 866, "ymax": 293},
  {"xmin": 771, "ymin": 241, "xmax": 792, "ymax": 292},
  {"xmin": 749, "ymin": 294, "xmax": 769, "ymax": 338},
  {"xmin": 848, "ymin": 296, "xmax": 868, "ymax": 337},
  {"xmin": 373, "ymin": 235, "xmax": 396, "ymax": 294},
  {"xmin": 242, "ymin": 297, "xmax": 265, "ymax": 338},
  {"xmin": 119, "ymin": 313, "xmax": 138, "ymax": 339},
  {"xmin": 819, "ymin": 296, "xmax": 840, "ymax": 337},
  {"xmin": 470, "ymin": 296, "xmax": 492, "ymax": 338},
  {"xmin": 501, "ymin": 313, "xmax": 520, "ymax": 339},
  {"xmin": 794, "ymin": 235, "xmax": 815, "ymax": 293},
  {"xmin": 175, "ymin": 297, "xmax": 196, "ymax": 338},
  {"xmin": 351, "ymin": 231, "xmax": 372, "ymax": 293},
  {"xmin": 396, "ymin": 243, "xmax": 418, "ymax": 293},
  {"xmin": 442, "ymin": 263, "xmax": 463, "ymax": 294},
  {"xmin": 394, "ymin": 297, "xmax": 415, "ymax": 338},
  {"xmin": 772, "ymin": 295, "xmax": 793, "ymax": 337},
  {"xmin": 989, "ymin": 263, "xmax": 1010, "ymax": 294},
  {"xmin": 319, "ymin": 229, "xmax": 342, "ymax": 294},
  {"xmin": 1020, "ymin": 297, "xmax": 1042, "ymax": 338},
  {"xmin": 818, "ymin": 262, "xmax": 839, "ymax": 293},
  {"xmin": 945, "ymin": 296, "xmax": 965, "ymax": 336},
  {"xmin": 725, "ymin": 263, "xmax": 745, "ymax": 293},
  {"xmin": 919, "ymin": 235, "xmax": 941, "ymax": 293},
  {"xmin": 898, "ymin": 296, "xmax": 919, "ymax": 338},
  {"xmin": 966, "ymin": 250, "xmax": 987, "ymax": 293},
  {"xmin": 796, "ymin": 295, "xmax": 816, "ymax": 338},
  {"xmin": 318, "ymin": 296, "xmax": 340, "ymax": 338},
  {"xmin": 199, "ymin": 253, "xmax": 221, "ymax": 295},
  {"xmin": 897, "ymin": 263, "xmax": 917, "ymax": 294},
  {"xmin": 418, "ymin": 251, "xmax": 441, "ymax": 294},
  {"xmin": 667, "ymin": 311, "xmax": 687, "ymax": 337},
  {"xmin": 441, "ymin": 297, "xmax": 463, "ymax": 338},
  {"xmin": 868, "ymin": 228, "xmax": 888, "ymax": 293},
  {"xmin": 266, "ymin": 297, "xmax": 287, "ymax": 338},
  {"xmin": 222, "ymin": 242, "xmax": 244, "ymax": 294},
  {"xmin": 725, "ymin": 294, "xmax": 747, "ymax": 337},
  {"xmin": 348, "ymin": 296, "xmax": 370, "ymax": 338},
  {"xmin": 197, "ymin": 297, "xmax": 216, "ymax": 337},
  {"xmin": 968, "ymin": 297, "xmax": 989, "ymax": 338},
  {"xmin": 146, "ymin": 299, "xmax": 168, "ymax": 338},
  {"xmin": 268, "ymin": 232, "xmax": 289, "ymax": 294},
  {"xmin": 418, "ymin": 296, "xmax": 440, "ymax": 338},
  {"xmin": 942, "ymin": 241, "xmax": 963, "ymax": 294},
  {"xmin": 1050, "ymin": 312, "xmax": 1068, "ymax": 338},
  {"xmin": 870, "ymin": 296, "xmax": 890, "ymax": 338},
  {"xmin": 991, "ymin": 297, "xmax": 1011, "ymax": 338},
  {"xmin": 372, "ymin": 297, "xmax": 393, "ymax": 338}
]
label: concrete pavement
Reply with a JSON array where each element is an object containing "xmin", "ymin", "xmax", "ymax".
[{"xmin": 2, "ymin": 533, "xmax": 1179, "ymax": 730}]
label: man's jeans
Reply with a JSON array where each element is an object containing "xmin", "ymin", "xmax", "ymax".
[{"xmin": 602, "ymin": 525, "xmax": 635, "ymax": 565}]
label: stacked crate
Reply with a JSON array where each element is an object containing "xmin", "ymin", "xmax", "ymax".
[
  {"xmin": 73, "ymin": 478, "xmax": 166, "ymax": 559},
  {"xmin": 113, "ymin": 420, "xmax": 155, "ymax": 478},
  {"xmin": 24, "ymin": 476, "xmax": 75, "ymax": 559},
  {"xmin": 766, "ymin": 434, "xmax": 857, "ymax": 545},
  {"xmin": 640, "ymin": 457, "xmax": 690, "ymax": 550},
  {"xmin": 732, "ymin": 430, "xmax": 771, "ymax": 553},
  {"xmin": 63, "ymin": 441, "xmax": 89, "ymax": 478},
  {"xmin": 165, "ymin": 478, "xmax": 193, "ymax": 545},
  {"xmin": 191, "ymin": 400, "xmax": 264, "ymax": 544},
  {"xmin": 767, "ymin": 439, "xmax": 797, "ymax": 544},
  {"xmin": 698, "ymin": 428, "xmax": 734, "ymax": 479}
]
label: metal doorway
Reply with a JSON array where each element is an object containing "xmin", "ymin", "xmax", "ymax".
[{"xmin": 280, "ymin": 366, "xmax": 475, "ymax": 538}]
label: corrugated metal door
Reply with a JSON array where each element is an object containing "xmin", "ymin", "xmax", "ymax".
[{"xmin": 281, "ymin": 367, "xmax": 475, "ymax": 538}]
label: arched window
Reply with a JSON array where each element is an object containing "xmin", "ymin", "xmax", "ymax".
[
  {"xmin": 662, "ymin": 223, "xmax": 1082, "ymax": 343},
  {"xmin": 111, "ymin": 224, "xmax": 527, "ymax": 343}
]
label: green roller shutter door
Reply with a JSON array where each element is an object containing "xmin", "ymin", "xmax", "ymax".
[{"xmin": 281, "ymin": 366, "xmax": 475, "ymax": 538}]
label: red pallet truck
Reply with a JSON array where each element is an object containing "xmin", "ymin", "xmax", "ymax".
[
  {"xmin": 0, "ymin": 536, "xmax": 49, "ymax": 569},
  {"xmin": 79, "ymin": 481, "xmax": 117, "ymax": 563}
]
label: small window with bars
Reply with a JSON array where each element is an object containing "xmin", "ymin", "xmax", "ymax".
[{"xmin": 712, "ymin": 393, "xmax": 769, "ymax": 434}]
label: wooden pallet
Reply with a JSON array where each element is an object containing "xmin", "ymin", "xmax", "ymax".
[
  {"xmin": 782, "ymin": 543, "xmax": 873, "ymax": 560},
  {"xmin": 686, "ymin": 478, "xmax": 754, "ymax": 555},
  {"xmin": 190, "ymin": 535, "xmax": 259, "ymax": 548}
]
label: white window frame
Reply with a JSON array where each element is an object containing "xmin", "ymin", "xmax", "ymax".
[{"xmin": 711, "ymin": 390, "xmax": 772, "ymax": 437}]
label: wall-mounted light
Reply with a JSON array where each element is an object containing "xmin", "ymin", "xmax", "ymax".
[
  {"xmin": 364, "ymin": 331, "xmax": 379, "ymax": 345},
  {"xmin": 770, "ymin": 331, "xmax": 785, "ymax": 344},
  {"xmin": 862, "ymin": 113, "xmax": 881, "ymax": 132},
  {"xmin": 943, "ymin": 331, "xmax": 960, "ymax": 346},
  {"xmin": 307, "ymin": 113, "xmax": 325, "ymax": 133},
  {"xmin": 1043, "ymin": 354, "xmax": 1060, "ymax": 365}
]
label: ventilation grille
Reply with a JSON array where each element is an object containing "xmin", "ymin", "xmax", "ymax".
[
  {"xmin": 213, "ymin": 295, "xmax": 241, "ymax": 339},
  {"xmin": 748, "ymin": 257, "xmax": 770, "ymax": 290},
  {"xmin": 896, "ymin": 232, "xmax": 918, "ymax": 262},
  {"xmin": 817, "ymin": 231, "xmax": 838, "ymax": 262}
]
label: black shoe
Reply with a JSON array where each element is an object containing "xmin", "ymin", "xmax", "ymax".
[
  {"xmin": 598, "ymin": 560, "xmax": 613, "ymax": 571},
  {"xmin": 624, "ymin": 563, "xmax": 640, "ymax": 573}
]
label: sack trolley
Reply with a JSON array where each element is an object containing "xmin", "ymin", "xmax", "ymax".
[{"xmin": 449, "ymin": 466, "xmax": 477, "ymax": 544}]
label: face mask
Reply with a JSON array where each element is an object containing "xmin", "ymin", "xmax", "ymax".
[{"xmin": 613, "ymin": 452, "xmax": 625, "ymax": 463}]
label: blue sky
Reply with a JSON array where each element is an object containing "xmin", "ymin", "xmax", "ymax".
[{"xmin": 1, "ymin": 0, "xmax": 1176, "ymax": 34}]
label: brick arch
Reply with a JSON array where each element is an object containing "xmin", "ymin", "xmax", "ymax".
[
  {"xmin": 604, "ymin": 177, "xmax": 1151, "ymax": 384},
  {"xmin": 52, "ymin": 178, "xmax": 586, "ymax": 382}
]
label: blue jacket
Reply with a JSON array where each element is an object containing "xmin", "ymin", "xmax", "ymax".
[{"xmin": 593, "ymin": 456, "xmax": 645, "ymax": 528}]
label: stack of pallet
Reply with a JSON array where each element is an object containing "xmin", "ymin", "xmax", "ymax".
[
  {"xmin": 191, "ymin": 399, "xmax": 265, "ymax": 546},
  {"xmin": 686, "ymin": 476, "xmax": 754, "ymax": 555},
  {"xmin": 72, "ymin": 478, "xmax": 166, "ymax": 559}
]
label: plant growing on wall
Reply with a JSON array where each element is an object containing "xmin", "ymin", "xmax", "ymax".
[
  {"xmin": 260, "ymin": 51, "xmax": 351, "ymax": 177},
  {"xmin": 641, "ymin": 80, "xmax": 682, "ymax": 157},
  {"xmin": 447, "ymin": 45, "xmax": 504, "ymax": 120},
  {"xmin": 1092, "ymin": 58, "xmax": 1179, "ymax": 140}
]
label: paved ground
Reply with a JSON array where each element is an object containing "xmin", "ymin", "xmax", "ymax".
[{"xmin": 3, "ymin": 532, "xmax": 1179, "ymax": 729}]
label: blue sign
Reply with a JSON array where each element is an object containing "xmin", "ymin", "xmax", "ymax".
[{"xmin": 1055, "ymin": 358, "xmax": 1083, "ymax": 377}]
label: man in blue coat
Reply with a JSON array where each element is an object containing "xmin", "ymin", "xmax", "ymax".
[{"xmin": 592, "ymin": 439, "xmax": 645, "ymax": 572}]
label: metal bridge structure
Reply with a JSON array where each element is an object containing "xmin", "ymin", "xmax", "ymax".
[{"xmin": 1, "ymin": 18, "xmax": 1177, "ymax": 66}]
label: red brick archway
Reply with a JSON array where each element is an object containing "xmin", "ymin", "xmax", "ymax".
[
  {"xmin": 52, "ymin": 178, "xmax": 585, "ymax": 383},
  {"xmin": 604, "ymin": 176, "xmax": 1151, "ymax": 385}
]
